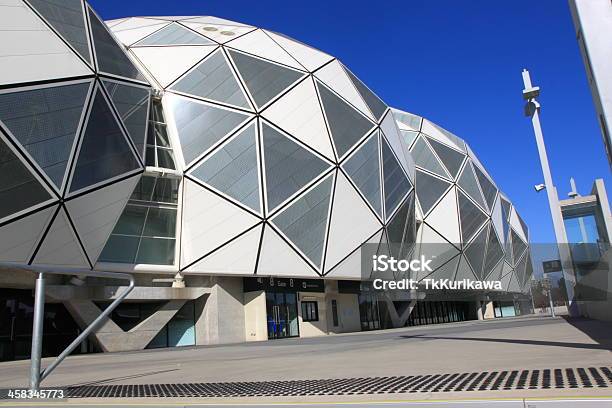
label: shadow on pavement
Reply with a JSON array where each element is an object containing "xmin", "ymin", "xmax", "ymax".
[
  {"xmin": 67, "ymin": 368, "xmax": 179, "ymax": 387},
  {"xmin": 561, "ymin": 316, "xmax": 612, "ymax": 349}
]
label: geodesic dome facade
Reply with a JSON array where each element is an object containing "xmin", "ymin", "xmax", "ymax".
[
  {"xmin": 0, "ymin": 2, "xmax": 530, "ymax": 293},
  {"xmin": 392, "ymin": 109, "xmax": 533, "ymax": 293}
]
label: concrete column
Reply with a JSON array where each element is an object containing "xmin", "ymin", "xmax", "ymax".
[
  {"xmin": 196, "ymin": 276, "xmax": 245, "ymax": 345},
  {"xmin": 476, "ymin": 301, "xmax": 484, "ymax": 320}
]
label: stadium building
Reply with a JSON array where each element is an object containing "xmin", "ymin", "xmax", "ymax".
[{"xmin": 0, "ymin": 1, "xmax": 532, "ymax": 360}]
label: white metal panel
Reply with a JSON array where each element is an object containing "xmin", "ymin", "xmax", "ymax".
[
  {"xmin": 183, "ymin": 16, "xmax": 252, "ymax": 27},
  {"xmin": 454, "ymin": 255, "xmax": 477, "ymax": 281},
  {"xmin": 416, "ymin": 223, "xmax": 459, "ymax": 280},
  {"xmin": 33, "ymin": 208, "xmax": 89, "ymax": 267},
  {"xmin": 380, "ymin": 110, "xmax": 413, "ymax": 179},
  {"xmin": 256, "ymin": 225, "xmax": 318, "ymax": 277},
  {"xmin": 105, "ymin": 18, "xmax": 128, "ymax": 28},
  {"xmin": 509, "ymin": 207, "xmax": 528, "ymax": 243},
  {"xmin": 184, "ymin": 223, "xmax": 262, "ymax": 275},
  {"xmin": 264, "ymin": 30, "xmax": 333, "ymax": 72},
  {"xmin": 132, "ymin": 45, "xmax": 217, "ymax": 87},
  {"xmin": 314, "ymin": 60, "xmax": 374, "ymax": 121},
  {"xmin": 110, "ymin": 17, "xmax": 168, "ymax": 32},
  {"xmin": 424, "ymin": 187, "xmax": 460, "ymax": 245},
  {"xmin": 180, "ymin": 178, "xmax": 260, "ymax": 268},
  {"xmin": 65, "ymin": 174, "xmax": 140, "ymax": 264},
  {"xmin": 420, "ymin": 119, "xmax": 465, "ymax": 152},
  {"xmin": 325, "ymin": 228, "xmax": 383, "ymax": 279},
  {"xmin": 225, "ymin": 29, "xmax": 303, "ymax": 70},
  {"xmin": 507, "ymin": 271, "xmax": 520, "ymax": 292},
  {"xmin": 0, "ymin": 2, "xmax": 92, "ymax": 85},
  {"xmin": 466, "ymin": 143, "xmax": 494, "ymax": 182},
  {"xmin": 112, "ymin": 23, "xmax": 169, "ymax": 46},
  {"xmin": 324, "ymin": 172, "xmax": 382, "ymax": 273},
  {"xmin": 261, "ymin": 78, "xmax": 335, "ymax": 161},
  {"xmin": 0, "ymin": 206, "xmax": 56, "ymax": 263}
]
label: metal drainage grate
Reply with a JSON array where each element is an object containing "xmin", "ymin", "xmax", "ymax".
[{"xmin": 8, "ymin": 367, "xmax": 612, "ymax": 399}]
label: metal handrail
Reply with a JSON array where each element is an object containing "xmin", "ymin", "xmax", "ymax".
[{"xmin": 0, "ymin": 263, "xmax": 134, "ymax": 390}]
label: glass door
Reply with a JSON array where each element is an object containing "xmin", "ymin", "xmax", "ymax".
[{"xmin": 266, "ymin": 292, "xmax": 299, "ymax": 339}]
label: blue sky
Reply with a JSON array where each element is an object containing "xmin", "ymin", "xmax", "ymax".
[{"xmin": 92, "ymin": 0, "xmax": 610, "ymax": 245}]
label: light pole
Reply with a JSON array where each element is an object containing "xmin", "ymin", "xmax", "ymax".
[{"xmin": 521, "ymin": 69, "xmax": 578, "ymax": 316}]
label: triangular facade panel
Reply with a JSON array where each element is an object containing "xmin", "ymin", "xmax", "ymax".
[
  {"xmin": 257, "ymin": 224, "xmax": 318, "ymax": 277},
  {"xmin": 69, "ymin": 89, "xmax": 140, "ymax": 193},
  {"xmin": 262, "ymin": 122, "xmax": 330, "ymax": 213},
  {"xmin": 33, "ymin": 207, "xmax": 89, "ymax": 267},
  {"xmin": 134, "ymin": 22, "xmax": 214, "ymax": 46},
  {"xmin": 411, "ymin": 137, "xmax": 449, "ymax": 180},
  {"xmin": 427, "ymin": 137, "xmax": 465, "ymax": 179},
  {"xmin": 415, "ymin": 170, "xmax": 450, "ymax": 217},
  {"xmin": 424, "ymin": 186, "xmax": 460, "ymax": 245},
  {"xmin": 228, "ymin": 49, "xmax": 304, "ymax": 109},
  {"xmin": 170, "ymin": 49, "xmax": 251, "ymax": 109},
  {"xmin": 271, "ymin": 173, "xmax": 333, "ymax": 269},
  {"xmin": 464, "ymin": 224, "xmax": 489, "ymax": 280},
  {"xmin": 342, "ymin": 132, "xmax": 382, "ymax": 218},
  {"xmin": 190, "ymin": 122, "xmax": 261, "ymax": 213},
  {"xmin": 343, "ymin": 64, "xmax": 387, "ymax": 121},
  {"xmin": 264, "ymin": 30, "xmax": 333, "ymax": 72},
  {"xmin": 458, "ymin": 190, "xmax": 487, "ymax": 243},
  {"xmin": 382, "ymin": 138, "xmax": 412, "ymax": 219},
  {"xmin": 380, "ymin": 110, "xmax": 412, "ymax": 177},
  {"xmin": 0, "ymin": 205, "xmax": 56, "ymax": 263},
  {"xmin": 111, "ymin": 22, "xmax": 169, "ymax": 46},
  {"xmin": 457, "ymin": 160, "xmax": 487, "ymax": 211},
  {"xmin": 473, "ymin": 164, "xmax": 497, "ymax": 212},
  {"xmin": 226, "ymin": 29, "xmax": 303, "ymax": 69},
  {"xmin": 0, "ymin": 81, "xmax": 91, "ymax": 190}
]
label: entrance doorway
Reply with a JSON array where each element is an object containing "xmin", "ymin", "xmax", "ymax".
[{"xmin": 266, "ymin": 292, "xmax": 299, "ymax": 339}]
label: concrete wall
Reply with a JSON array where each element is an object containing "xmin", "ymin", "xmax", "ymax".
[
  {"xmin": 483, "ymin": 301, "xmax": 495, "ymax": 319},
  {"xmin": 327, "ymin": 293, "xmax": 361, "ymax": 334},
  {"xmin": 244, "ymin": 290, "xmax": 267, "ymax": 341},
  {"xmin": 196, "ymin": 276, "xmax": 246, "ymax": 345},
  {"xmin": 298, "ymin": 292, "xmax": 327, "ymax": 337}
]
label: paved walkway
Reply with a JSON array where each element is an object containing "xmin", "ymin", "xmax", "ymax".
[{"xmin": 0, "ymin": 316, "xmax": 610, "ymax": 402}]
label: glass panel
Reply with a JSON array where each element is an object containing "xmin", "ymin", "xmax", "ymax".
[
  {"xmin": 70, "ymin": 90, "xmax": 140, "ymax": 192},
  {"xmin": 386, "ymin": 194, "xmax": 414, "ymax": 261},
  {"xmin": 381, "ymin": 138, "xmax": 411, "ymax": 217},
  {"xmin": 426, "ymin": 137, "xmax": 465, "ymax": 179},
  {"xmin": 167, "ymin": 301, "xmax": 196, "ymax": 347},
  {"xmin": 511, "ymin": 229, "xmax": 527, "ymax": 262},
  {"xmin": 400, "ymin": 130, "xmax": 418, "ymax": 148},
  {"xmin": 88, "ymin": 7, "xmax": 146, "ymax": 81},
  {"xmin": 102, "ymin": 81, "xmax": 150, "ymax": 159},
  {"xmin": 458, "ymin": 190, "xmax": 487, "ymax": 243},
  {"xmin": 145, "ymin": 146, "xmax": 156, "ymax": 167},
  {"xmin": 0, "ymin": 82, "xmax": 90, "ymax": 188},
  {"xmin": 190, "ymin": 122, "xmax": 260, "ymax": 211},
  {"xmin": 393, "ymin": 110, "xmax": 422, "ymax": 131},
  {"xmin": 151, "ymin": 177, "xmax": 179, "ymax": 204},
  {"xmin": 98, "ymin": 235, "xmax": 139, "ymax": 263},
  {"xmin": 156, "ymin": 149, "xmax": 176, "ymax": 170},
  {"xmin": 464, "ymin": 225, "xmax": 488, "ymax": 279},
  {"xmin": 130, "ymin": 176, "xmax": 156, "ymax": 201},
  {"xmin": 170, "ymin": 49, "xmax": 249, "ymax": 109},
  {"xmin": 262, "ymin": 123, "xmax": 329, "ymax": 211},
  {"xmin": 342, "ymin": 133, "xmax": 382, "ymax": 217},
  {"xmin": 150, "ymin": 100, "xmax": 164, "ymax": 123},
  {"xmin": 286, "ymin": 293, "xmax": 299, "ymax": 337},
  {"xmin": 565, "ymin": 214, "xmax": 600, "ymax": 244},
  {"xmin": 0, "ymin": 138, "xmax": 51, "ymax": 219},
  {"xmin": 411, "ymin": 137, "xmax": 448, "ymax": 179},
  {"xmin": 143, "ymin": 207, "xmax": 176, "ymax": 237},
  {"xmin": 27, "ymin": 0, "xmax": 91, "ymax": 63},
  {"xmin": 229, "ymin": 50, "xmax": 303, "ymax": 108},
  {"xmin": 414, "ymin": 170, "xmax": 450, "ymax": 216},
  {"xmin": 153, "ymin": 124, "xmax": 170, "ymax": 147},
  {"xmin": 272, "ymin": 174, "xmax": 333, "ymax": 268},
  {"xmin": 473, "ymin": 165, "xmax": 497, "ymax": 210},
  {"xmin": 113, "ymin": 205, "xmax": 147, "ymax": 235},
  {"xmin": 343, "ymin": 65, "xmax": 387, "ymax": 121},
  {"xmin": 457, "ymin": 161, "xmax": 487, "ymax": 210},
  {"xmin": 484, "ymin": 227, "xmax": 504, "ymax": 276},
  {"xmin": 135, "ymin": 23, "xmax": 213, "ymax": 46},
  {"xmin": 316, "ymin": 80, "xmax": 373, "ymax": 158},
  {"xmin": 168, "ymin": 95, "xmax": 249, "ymax": 165},
  {"xmin": 136, "ymin": 237, "xmax": 175, "ymax": 264}
]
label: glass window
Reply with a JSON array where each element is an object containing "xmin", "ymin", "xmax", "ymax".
[
  {"xmin": 331, "ymin": 299, "xmax": 339, "ymax": 327},
  {"xmin": 146, "ymin": 101, "xmax": 176, "ymax": 170},
  {"xmin": 301, "ymin": 301, "xmax": 319, "ymax": 322}
]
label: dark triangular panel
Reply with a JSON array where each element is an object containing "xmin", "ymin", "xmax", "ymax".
[
  {"xmin": 458, "ymin": 161, "xmax": 487, "ymax": 210},
  {"xmin": 69, "ymin": 90, "xmax": 140, "ymax": 192},
  {"xmin": 272, "ymin": 173, "xmax": 333, "ymax": 268},
  {"xmin": 411, "ymin": 137, "xmax": 448, "ymax": 179},
  {"xmin": 228, "ymin": 50, "xmax": 303, "ymax": 108},
  {"xmin": 88, "ymin": 7, "xmax": 146, "ymax": 82},
  {"xmin": 522, "ymin": 252, "xmax": 534, "ymax": 288},
  {"xmin": 511, "ymin": 229, "xmax": 527, "ymax": 263},
  {"xmin": 386, "ymin": 192, "xmax": 415, "ymax": 260},
  {"xmin": 0, "ymin": 82, "xmax": 90, "ymax": 189},
  {"xmin": 0, "ymin": 136, "xmax": 52, "ymax": 220},
  {"xmin": 170, "ymin": 49, "xmax": 250, "ymax": 109},
  {"xmin": 102, "ymin": 80, "xmax": 150, "ymax": 160},
  {"xmin": 464, "ymin": 224, "xmax": 489, "ymax": 280},
  {"xmin": 483, "ymin": 222, "xmax": 504, "ymax": 277},
  {"xmin": 415, "ymin": 170, "xmax": 450, "ymax": 216},
  {"xmin": 517, "ymin": 212, "xmax": 529, "ymax": 240},
  {"xmin": 191, "ymin": 122, "xmax": 260, "ymax": 212},
  {"xmin": 500, "ymin": 196, "xmax": 512, "ymax": 220},
  {"xmin": 343, "ymin": 65, "xmax": 387, "ymax": 121},
  {"xmin": 167, "ymin": 95, "xmax": 250, "ymax": 165},
  {"xmin": 316, "ymin": 80, "xmax": 374, "ymax": 158},
  {"xmin": 426, "ymin": 136, "xmax": 465, "ymax": 179},
  {"xmin": 27, "ymin": 0, "xmax": 92, "ymax": 64},
  {"xmin": 381, "ymin": 137, "xmax": 412, "ymax": 218},
  {"xmin": 262, "ymin": 122, "xmax": 329, "ymax": 212},
  {"xmin": 135, "ymin": 22, "xmax": 214, "ymax": 46},
  {"xmin": 458, "ymin": 190, "xmax": 487, "ymax": 243},
  {"xmin": 473, "ymin": 164, "xmax": 497, "ymax": 211},
  {"xmin": 342, "ymin": 132, "xmax": 382, "ymax": 217}
]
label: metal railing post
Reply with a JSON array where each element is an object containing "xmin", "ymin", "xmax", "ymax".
[{"xmin": 29, "ymin": 272, "xmax": 46, "ymax": 391}]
